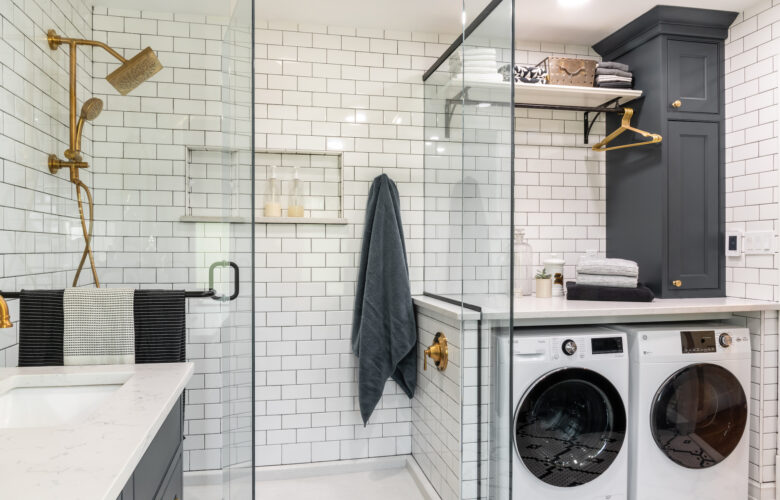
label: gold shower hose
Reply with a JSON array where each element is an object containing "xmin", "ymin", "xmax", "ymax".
[{"xmin": 73, "ymin": 179, "xmax": 98, "ymax": 287}]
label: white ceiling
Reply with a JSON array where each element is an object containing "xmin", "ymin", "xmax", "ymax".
[{"xmin": 93, "ymin": 0, "xmax": 759, "ymax": 45}]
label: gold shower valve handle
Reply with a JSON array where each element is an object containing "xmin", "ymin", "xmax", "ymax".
[{"xmin": 424, "ymin": 332, "xmax": 448, "ymax": 371}]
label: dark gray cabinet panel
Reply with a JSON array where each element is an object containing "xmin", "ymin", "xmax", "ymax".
[
  {"xmin": 594, "ymin": 6, "xmax": 734, "ymax": 298},
  {"xmin": 667, "ymin": 121, "xmax": 720, "ymax": 293},
  {"xmin": 117, "ymin": 397, "xmax": 184, "ymax": 500},
  {"xmin": 667, "ymin": 40, "xmax": 719, "ymax": 114}
]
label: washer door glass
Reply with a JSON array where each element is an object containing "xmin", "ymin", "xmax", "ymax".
[
  {"xmin": 651, "ymin": 363, "xmax": 747, "ymax": 469},
  {"xmin": 514, "ymin": 367, "xmax": 626, "ymax": 487}
]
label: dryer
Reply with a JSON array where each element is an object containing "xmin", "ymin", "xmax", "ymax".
[
  {"xmin": 614, "ymin": 323, "xmax": 750, "ymax": 500},
  {"xmin": 512, "ymin": 327, "xmax": 628, "ymax": 500}
]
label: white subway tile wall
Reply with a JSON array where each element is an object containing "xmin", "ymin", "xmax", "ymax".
[
  {"xmin": 725, "ymin": 2, "xmax": 779, "ymax": 303},
  {"xmin": 514, "ymin": 46, "xmax": 606, "ymax": 279},
  {"xmin": 412, "ymin": 307, "xmax": 463, "ymax": 500},
  {"xmin": 725, "ymin": 5, "xmax": 780, "ymax": 496},
  {"xmin": 252, "ymin": 20, "xmax": 448, "ymax": 466},
  {"xmin": 0, "ymin": 0, "xmax": 95, "ymax": 364},
  {"xmin": 90, "ymin": 7, "xmax": 256, "ymax": 473}
]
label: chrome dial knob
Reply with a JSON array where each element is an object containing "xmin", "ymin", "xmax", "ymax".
[
  {"xmin": 562, "ymin": 339, "xmax": 577, "ymax": 356},
  {"xmin": 719, "ymin": 333, "xmax": 733, "ymax": 348}
]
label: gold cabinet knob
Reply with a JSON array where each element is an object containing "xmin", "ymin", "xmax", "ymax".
[
  {"xmin": 672, "ymin": 280, "xmax": 682, "ymax": 287},
  {"xmin": 424, "ymin": 332, "xmax": 448, "ymax": 371},
  {"xmin": 672, "ymin": 99, "xmax": 682, "ymax": 108}
]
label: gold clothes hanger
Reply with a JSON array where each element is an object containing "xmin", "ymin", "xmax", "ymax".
[{"xmin": 591, "ymin": 107, "xmax": 662, "ymax": 152}]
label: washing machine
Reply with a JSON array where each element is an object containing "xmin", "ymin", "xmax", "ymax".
[
  {"xmin": 512, "ymin": 326, "xmax": 629, "ymax": 500},
  {"xmin": 613, "ymin": 323, "xmax": 750, "ymax": 500}
]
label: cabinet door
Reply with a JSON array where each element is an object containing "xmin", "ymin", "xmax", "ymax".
[
  {"xmin": 667, "ymin": 121, "xmax": 720, "ymax": 293},
  {"xmin": 667, "ymin": 40, "xmax": 719, "ymax": 114}
]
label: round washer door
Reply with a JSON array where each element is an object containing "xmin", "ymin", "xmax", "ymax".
[
  {"xmin": 514, "ymin": 367, "xmax": 626, "ymax": 487},
  {"xmin": 651, "ymin": 363, "xmax": 747, "ymax": 469}
]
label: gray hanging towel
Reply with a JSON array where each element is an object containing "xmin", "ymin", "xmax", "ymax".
[{"xmin": 352, "ymin": 174, "xmax": 417, "ymax": 425}]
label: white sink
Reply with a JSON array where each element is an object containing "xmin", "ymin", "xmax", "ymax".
[{"xmin": 0, "ymin": 372, "xmax": 132, "ymax": 429}]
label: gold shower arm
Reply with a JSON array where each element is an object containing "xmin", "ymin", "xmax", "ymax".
[{"xmin": 47, "ymin": 30, "xmax": 127, "ymax": 63}]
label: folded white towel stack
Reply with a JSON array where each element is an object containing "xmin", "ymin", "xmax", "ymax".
[
  {"xmin": 575, "ymin": 256, "xmax": 639, "ymax": 289},
  {"xmin": 63, "ymin": 288, "xmax": 135, "ymax": 365}
]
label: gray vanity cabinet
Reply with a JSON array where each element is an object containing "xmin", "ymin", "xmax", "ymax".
[
  {"xmin": 117, "ymin": 397, "xmax": 184, "ymax": 500},
  {"xmin": 594, "ymin": 6, "xmax": 737, "ymax": 298}
]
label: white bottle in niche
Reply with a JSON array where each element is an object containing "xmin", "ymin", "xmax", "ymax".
[
  {"xmin": 287, "ymin": 167, "xmax": 304, "ymax": 218},
  {"xmin": 514, "ymin": 228, "xmax": 533, "ymax": 296},
  {"xmin": 264, "ymin": 165, "xmax": 281, "ymax": 217}
]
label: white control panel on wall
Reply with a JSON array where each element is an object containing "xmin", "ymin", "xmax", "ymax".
[{"xmin": 743, "ymin": 231, "xmax": 775, "ymax": 255}]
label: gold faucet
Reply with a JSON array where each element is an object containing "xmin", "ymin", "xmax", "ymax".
[{"xmin": 0, "ymin": 296, "xmax": 13, "ymax": 328}]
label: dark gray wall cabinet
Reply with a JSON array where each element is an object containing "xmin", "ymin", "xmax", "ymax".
[
  {"xmin": 593, "ymin": 6, "xmax": 737, "ymax": 298},
  {"xmin": 117, "ymin": 397, "xmax": 184, "ymax": 500}
]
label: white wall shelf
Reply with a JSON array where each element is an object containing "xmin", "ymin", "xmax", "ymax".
[{"xmin": 442, "ymin": 79, "xmax": 644, "ymax": 142}]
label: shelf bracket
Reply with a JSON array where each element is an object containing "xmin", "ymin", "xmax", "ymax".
[{"xmin": 583, "ymin": 97, "xmax": 623, "ymax": 144}]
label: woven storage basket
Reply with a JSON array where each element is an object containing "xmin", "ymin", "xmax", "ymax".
[{"xmin": 538, "ymin": 57, "xmax": 597, "ymax": 86}]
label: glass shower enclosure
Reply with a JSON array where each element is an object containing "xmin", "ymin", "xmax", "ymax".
[
  {"xmin": 0, "ymin": 0, "xmax": 256, "ymax": 497},
  {"xmin": 423, "ymin": 0, "xmax": 515, "ymax": 499}
]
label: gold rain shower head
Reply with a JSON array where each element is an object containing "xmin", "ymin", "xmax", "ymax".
[
  {"xmin": 46, "ymin": 29, "xmax": 163, "ymax": 288},
  {"xmin": 106, "ymin": 47, "xmax": 163, "ymax": 96}
]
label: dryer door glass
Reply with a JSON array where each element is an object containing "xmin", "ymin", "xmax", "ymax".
[
  {"xmin": 651, "ymin": 363, "xmax": 747, "ymax": 468},
  {"xmin": 514, "ymin": 368, "xmax": 626, "ymax": 487}
]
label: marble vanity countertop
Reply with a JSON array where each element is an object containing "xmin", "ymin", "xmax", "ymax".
[
  {"xmin": 0, "ymin": 362, "xmax": 193, "ymax": 500},
  {"xmin": 414, "ymin": 294, "xmax": 780, "ymax": 325}
]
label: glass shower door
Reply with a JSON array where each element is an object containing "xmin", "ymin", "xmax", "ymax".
[{"xmin": 218, "ymin": 0, "xmax": 255, "ymax": 497}]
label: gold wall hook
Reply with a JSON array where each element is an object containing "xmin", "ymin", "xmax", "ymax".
[{"xmin": 424, "ymin": 332, "xmax": 448, "ymax": 371}]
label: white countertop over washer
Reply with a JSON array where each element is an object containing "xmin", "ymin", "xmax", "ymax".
[
  {"xmin": 0, "ymin": 362, "xmax": 193, "ymax": 500},
  {"xmin": 413, "ymin": 294, "xmax": 780, "ymax": 324}
]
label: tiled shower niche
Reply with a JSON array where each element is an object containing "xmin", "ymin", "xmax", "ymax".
[{"xmin": 183, "ymin": 148, "xmax": 344, "ymax": 223}]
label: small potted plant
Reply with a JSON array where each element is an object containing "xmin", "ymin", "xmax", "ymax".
[{"xmin": 535, "ymin": 268, "xmax": 552, "ymax": 298}]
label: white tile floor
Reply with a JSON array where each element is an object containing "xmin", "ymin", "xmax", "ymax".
[{"xmin": 185, "ymin": 460, "xmax": 433, "ymax": 500}]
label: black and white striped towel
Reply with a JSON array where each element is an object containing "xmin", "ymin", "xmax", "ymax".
[
  {"xmin": 134, "ymin": 290, "xmax": 186, "ymax": 363},
  {"xmin": 19, "ymin": 289, "xmax": 187, "ymax": 366},
  {"xmin": 18, "ymin": 290, "xmax": 64, "ymax": 367},
  {"xmin": 63, "ymin": 288, "xmax": 135, "ymax": 365}
]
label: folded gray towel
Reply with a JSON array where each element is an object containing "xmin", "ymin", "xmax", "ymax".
[
  {"xmin": 352, "ymin": 174, "xmax": 416, "ymax": 425},
  {"xmin": 577, "ymin": 257, "xmax": 639, "ymax": 277},
  {"xmin": 575, "ymin": 273, "xmax": 638, "ymax": 288},
  {"xmin": 64, "ymin": 288, "xmax": 135, "ymax": 365},
  {"xmin": 597, "ymin": 61, "xmax": 630, "ymax": 72},
  {"xmin": 596, "ymin": 68, "xmax": 633, "ymax": 78},
  {"xmin": 596, "ymin": 82, "xmax": 633, "ymax": 88}
]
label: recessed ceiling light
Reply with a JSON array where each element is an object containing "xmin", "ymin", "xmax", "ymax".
[
  {"xmin": 558, "ymin": 0, "xmax": 589, "ymax": 7},
  {"xmin": 477, "ymin": 102, "xmax": 491, "ymax": 108}
]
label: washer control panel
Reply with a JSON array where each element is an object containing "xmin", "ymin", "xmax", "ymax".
[{"xmin": 681, "ymin": 330, "xmax": 717, "ymax": 353}]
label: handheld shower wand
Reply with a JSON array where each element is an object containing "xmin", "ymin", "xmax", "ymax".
[{"xmin": 47, "ymin": 30, "xmax": 163, "ymax": 287}]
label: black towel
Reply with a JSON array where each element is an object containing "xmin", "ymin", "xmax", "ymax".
[
  {"xmin": 352, "ymin": 174, "xmax": 417, "ymax": 425},
  {"xmin": 134, "ymin": 290, "xmax": 186, "ymax": 363},
  {"xmin": 566, "ymin": 281, "xmax": 655, "ymax": 302},
  {"xmin": 18, "ymin": 290, "xmax": 65, "ymax": 366}
]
